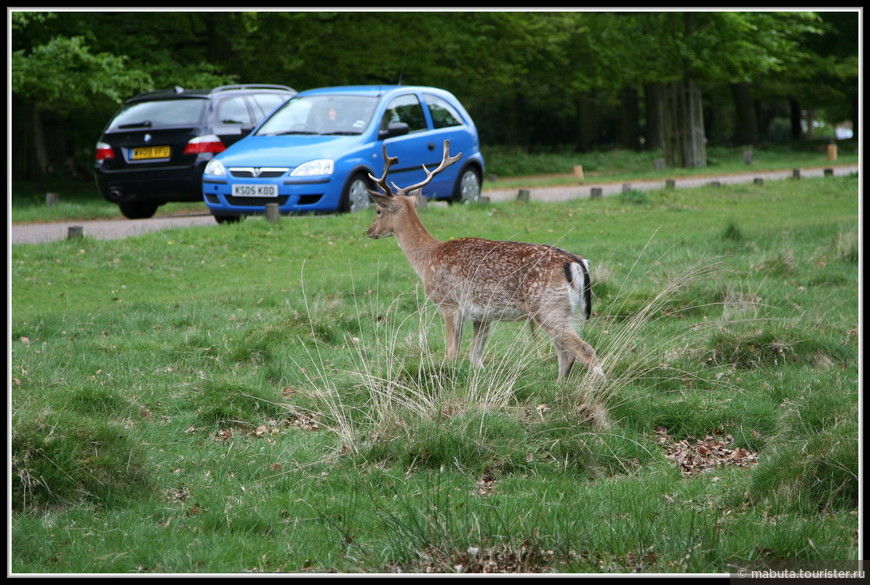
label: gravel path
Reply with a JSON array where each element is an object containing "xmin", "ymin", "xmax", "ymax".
[{"xmin": 10, "ymin": 164, "xmax": 858, "ymax": 245}]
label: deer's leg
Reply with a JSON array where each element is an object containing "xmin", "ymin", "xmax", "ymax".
[
  {"xmin": 535, "ymin": 314, "xmax": 603, "ymax": 379},
  {"xmin": 553, "ymin": 341, "xmax": 577, "ymax": 381},
  {"xmin": 469, "ymin": 321, "xmax": 491, "ymax": 368},
  {"xmin": 442, "ymin": 309, "xmax": 463, "ymax": 360}
]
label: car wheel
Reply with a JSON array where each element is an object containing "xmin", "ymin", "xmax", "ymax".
[
  {"xmin": 451, "ymin": 167, "xmax": 481, "ymax": 204},
  {"xmin": 340, "ymin": 172, "xmax": 372, "ymax": 213},
  {"xmin": 214, "ymin": 215, "xmax": 241, "ymax": 225},
  {"xmin": 118, "ymin": 201, "xmax": 159, "ymax": 219}
]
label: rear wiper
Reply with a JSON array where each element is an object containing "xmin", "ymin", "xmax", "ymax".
[{"xmin": 118, "ymin": 121, "xmax": 152, "ymax": 129}]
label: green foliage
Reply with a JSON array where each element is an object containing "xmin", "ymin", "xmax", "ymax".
[
  {"xmin": 12, "ymin": 35, "xmax": 150, "ymax": 113},
  {"xmin": 11, "ymin": 10, "xmax": 858, "ymax": 179}
]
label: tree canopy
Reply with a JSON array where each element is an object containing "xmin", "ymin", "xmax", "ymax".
[{"xmin": 10, "ymin": 9, "xmax": 859, "ymax": 178}]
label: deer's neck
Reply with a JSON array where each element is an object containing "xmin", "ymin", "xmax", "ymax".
[{"xmin": 393, "ymin": 212, "xmax": 441, "ymax": 274}]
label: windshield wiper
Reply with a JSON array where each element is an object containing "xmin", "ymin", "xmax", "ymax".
[
  {"xmin": 118, "ymin": 121, "xmax": 152, "ymax": 129},
  {"xmin": 269, "ymin": 130, "xmax": 319, "ymax": 136},
  {"xmin": 320, "ymin": 131, "xmax": 361, "ymax": 136}
]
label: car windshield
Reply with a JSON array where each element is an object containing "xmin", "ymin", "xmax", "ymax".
[
  {"xmin": 107, "ymin": 98, "xmax": 207, "ymax": 130},
  {"xmin": 256, "ymin": 95, "xmax": 378, "ymax": 136}
]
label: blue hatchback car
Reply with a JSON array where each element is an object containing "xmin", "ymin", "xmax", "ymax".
[{"xmin": 202, "ymin": 85, "xmax": 484, "ymax": 222}]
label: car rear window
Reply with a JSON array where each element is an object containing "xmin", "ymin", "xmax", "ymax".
[
  {"xmin": 425, "ymin": 93, "xmax": 464, "ymax": 129},
  {"xmin": 107, "ymin": 98, "xmax": 208, "ymax": 130},
  {"xmin": 251, "ymin": 94, "xmax": 287, "ymax": 120}
]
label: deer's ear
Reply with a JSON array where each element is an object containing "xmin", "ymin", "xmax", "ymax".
[
  {"xmin": 368, "ymin": 190, "xmax": 396, "ymax": 210},
  {"xmin": 408, "ymin": 190, "xmax": 422, "ymax": 208}
]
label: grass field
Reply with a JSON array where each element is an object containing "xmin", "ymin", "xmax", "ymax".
[{"xmin": 10, "ymin": 172, "xmax": 860, "ymax": 573}]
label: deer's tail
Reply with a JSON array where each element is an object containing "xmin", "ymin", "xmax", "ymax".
[{"xmin": 564, "ymin": 258, "xmax": 592, "ymax": 321}]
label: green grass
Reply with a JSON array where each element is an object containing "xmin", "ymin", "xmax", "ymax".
[{"xmin": 10, "ymin": 174, "xmax": 859, "ymax": 573}]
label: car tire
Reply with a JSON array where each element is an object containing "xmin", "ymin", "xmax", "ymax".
[
  {"xmin": 451, "ymin": 166, "xmax": 482, "ymax": 204},
  {"xmin": 214, "ymin": 215, "xmax": 242, "ymax": 225},
  {"xmin": 118, "ymin": 201, "xmax": 159, "ymax": 219},
  {"xmin": 340, "ymin": 172, "xmax": 373, "ymax": 213}
]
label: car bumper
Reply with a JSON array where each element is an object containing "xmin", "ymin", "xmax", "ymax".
[
  {"xmin": 95, "ymin": 165, "xmax": 205, "ymax": 203},
  {"xmin": 202, "ymin": 177, "xmax": 343, "ymax": 215}
]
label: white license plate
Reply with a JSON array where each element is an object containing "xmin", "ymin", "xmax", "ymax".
[{"xmin": 232, "ymin": 184, "xmax": 278, "ymax": 197}]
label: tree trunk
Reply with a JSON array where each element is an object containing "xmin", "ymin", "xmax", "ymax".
[
  {"xmin": 644, "ymin": 83, "xmax": 663, "ymax": 150},
  {"xmin": 789, "ymin": 98, "xmax": 803, "ymax": 141},
  {"xmin": 730, "ymin": 81, "xmax": 760, "ymax": 146},
  {"xmin": 575, "ymin": 91, "xmax": 597, "ymax": 152},
  {"xmin": 31, "ymin": 108, "xmax": 50, "ymax": 175},
  {"xmin": 510, "ymin": 91, "xmax": 529, "ymax": 147},
  {"xmin": 620, "ymin": 87, "xmax": 640, "ymax": 150},
  {"xmin": 660, "ymin": 79, "xmax": 706, "ymax": 168}
]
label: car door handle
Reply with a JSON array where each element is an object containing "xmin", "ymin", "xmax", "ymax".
[{"xmin": 428, "ymin": 142, "xmax": 435, "ymax": 151}]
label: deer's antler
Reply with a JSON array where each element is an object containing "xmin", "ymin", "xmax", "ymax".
[
  {"xmin": 368, "ymin": 140, "xmax": 462, "ymax": 198},
  {"xmin": 395, "ymin": 140, "xmax": 462, "ymax": 197},
  {"xmin": 368, "ymin": 143, "xmax": 400, "ymax": 196}
]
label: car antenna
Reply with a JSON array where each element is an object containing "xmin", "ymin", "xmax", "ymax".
[{"xmin": 397, "ymin": 51, "xmax": 407, "ymax": 86}]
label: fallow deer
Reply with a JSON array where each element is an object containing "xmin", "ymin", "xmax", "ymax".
[{"xmin": 366, "ymin": 140, "xmax": 604, "ymax": 380}]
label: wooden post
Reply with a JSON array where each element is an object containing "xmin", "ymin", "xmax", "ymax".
[
  {"xmin": 753, "ymin": 178, "xmax": 764, "ymax": 185},
  {"xmin": 743, "ymin": 150, "xmax": 753, "ymax": 165},
  {"xmin": 655, "ymin": 159, "xmax": 665, "ymax": 171},
  {"xmin": 46, "ymin": 192, "xmax": 60, "ymax": 206},
  {"xmin": 792, "ymin": 169, "xmax": 801, "ymax": 180},
  {"xmin": 622, "ymin": 183, "xmax": 632, "ymax": 193},
  {"xmin": 517, "ymin": 189, "xmax": 530, "ymax": 203},
  {"xmin": 665, "ymin": 179, "xmax": 676, "ymax": 189},
  {"xmin": 68, "ymin": 226, "xmax": 83, "ymax": 239},
  {"xmin": 265, "ymin": 202, "xmax": 279, "ymax": 223},
  {"xmin": 827, "ymin": 143, "xmax": 838, "ymax": 161},
  {"xmin": 590, "ymin": 187, "xmax": 603, "ymax": 199},
  {"xmin": 824, "ymin": 168, "xmax": 834, "ymax": 177},
  {"xmin": 572, "ymin": 165, "xmax": 584, "ymax": 180}
]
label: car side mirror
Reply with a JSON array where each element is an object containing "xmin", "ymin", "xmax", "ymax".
[
  {"xmin": 240, "ymin": 124, "xmax": 255, "ymax": 136},
  {"xmin": 378, "ymin": 122, "xmax": 410, "ymax": 140}
]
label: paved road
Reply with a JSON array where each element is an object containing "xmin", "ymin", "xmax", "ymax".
[{"xmin": 9, "ymin": 164, "xmax": 858, "ymax": 245}]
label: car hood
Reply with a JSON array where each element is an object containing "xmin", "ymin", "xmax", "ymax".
[{"xmin": 216, "ymin": 134, "xmax": 365, "ymax": 167}]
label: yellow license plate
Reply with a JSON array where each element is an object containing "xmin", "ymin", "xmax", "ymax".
[{"xmin": 131, "ymin": 146, "xmax": 171, "ymax": 160}]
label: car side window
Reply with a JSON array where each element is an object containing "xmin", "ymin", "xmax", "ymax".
[
  {"xmin": 380, "ymin": 94, "xmax": 427, "ymax": 133},
  {"xmin": 218, "ymin": 96, "xmax": 253, "ymax": 125},
  {"xmin": 251, "ymin": 94, "xmax": 285, "ymax": 121},
  {"xmin": 425, "ymin": 94, "xmax": 463, "ymax": 129}
]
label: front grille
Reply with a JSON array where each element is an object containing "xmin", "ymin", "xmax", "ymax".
[
  {"xmin": 229, "ymin": 167, "xmax": 289, "ymax": 178},
  {"xmin": 226, "ymin": 195, "xmax": 290, "ymax": 206}
]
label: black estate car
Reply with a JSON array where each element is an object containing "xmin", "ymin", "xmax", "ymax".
[{"xmin": 94, "ymin": 84, "xmax": 296, "ymax": 219}]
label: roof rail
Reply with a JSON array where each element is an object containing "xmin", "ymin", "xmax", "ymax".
[
  {"xmin": 130, "ymin": 84, "xmax": 294, "ymax": 101},
  {"xmin": 210, "ymin": 84, "xmax": 295, "ymax": 93},
  {"xmin": 132, "ymin": 88, "xmax": 181, "ymax": 98}
]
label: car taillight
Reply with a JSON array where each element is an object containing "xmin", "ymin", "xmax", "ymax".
[
  {"xmin": 95, "ymin": 142, "xmax": 115, "ymax": 161},
  {"xmin": 184, "ymin": 134, "xmax": 226, "ymax": 155}
]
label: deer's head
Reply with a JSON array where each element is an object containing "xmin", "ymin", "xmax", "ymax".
[{"xmin": 365, "ymin": 140, "xmax": 461, "ymax": 240}]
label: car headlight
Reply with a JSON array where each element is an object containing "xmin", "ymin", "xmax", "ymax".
[
  {"xmin": 291, "ymin": 159, "xmax": 334, "ymax": 177},
  {"xmin": 204, "ymin": 158, "xmax": 227, "ymax": 177}
]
